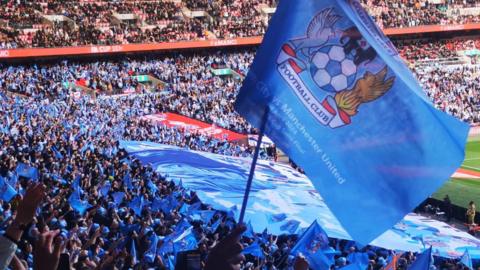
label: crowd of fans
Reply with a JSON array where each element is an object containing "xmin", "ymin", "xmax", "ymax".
[
  {"xmin": 361, "ymin": 0, "xmax": 480, "ymax": 29},
  {"xmin": 397, "ymin": 37, "xmax": 480, "ymax": 62},
  {"xmin": 0, "ymin": 1, "xmax": 478, "ymax": 269},
  {"xmin": 0, "ymin": 89, "xmax": 476, "ymax": 269},
  {"xmin": 0, "ymin": 50, "xmax": 254, "ymax": 132},
  {"xmin": 1, "ymin": 42, "xmax": 478, "ymax": 125},
  {"xmin": 416, "ymin": 64, "xmax": 480, "ymax": 124},
  {"xmin": 1, "ymin": 0, "xmax": 480, "ymax": 49},
  {"xmin": 186, "ymin": 0, "xmax": 268, "ymax": 39}
]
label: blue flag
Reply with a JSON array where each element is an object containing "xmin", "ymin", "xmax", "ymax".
[
  {"xmin": 408, "ymin": 247, "xmax": 432, "ymax": 270},
  {"xmin": 16, "ymin": 163, "xmax": 39, "ymax": 181},
  {"xmin": 72, "ymin": 174, "xmax": 82, "ymax": 193},
  {"xmin": 99, "ymin": 182, "xmax": 111, "ymax": 197},
  {"xmin": 460, "ymin": 249, "xmax": 473, "ymax": 270},
  {"xmin": 68, "ymin": 198, "xmax": 91, "ymax": 216},
  {"xmin": 189, "ymin": 210, "xmax": 216, "ymax": 224},
  {"xmin": 0, "ymin": 177, "xmax": 17, "ymax": 202},
  {"xmin": 347, "ymin": 252, "xmax": 370, "ymax": 269},
  {"xmin": 151, "ymin": 197, "xmax": 163, "ymax": 212},
  {"xmin": 234, "ymin": 0, "xmax": 469, "ymax": 243},
  {"xmin": 244, "ymin": 220, "xmax": 255, "ymax": 238},
  {"xmin": 340, "ymin": 263, "xmax": 366, "ymax": 270},
  {"xmin": 280, "ymin": 219, "xmax": 301, "ymax": 234},
  {"xmin": 144, "ymin": 233, "xmax": 158, "ymax": 264},
  {"xmin": 123, "ymin": 173, "xmax": 133, "ymax": 190},
  {"xmin": 7, "ymin": 174, "xmax": 17, "ymax": 188},
  {"xmin": 167, "ymin": 255, "xmax": 175, "ymax": 270},
  {"xmin": 51, "ymin": 146, "xmax": 63, "ymax": 159},
  {"xmin": 210, "ymin": 218, "xmax": 222, "ymax": 233},
  {"xmin": 131, "ymin": 239, "xmax": 138, "ymax": 265},
  {"xmin": 179, "ymin": 203, "xmax": 189, "ymax": 215},
  {"xmin": 112, "ymin": 192, "xmax": 125, "ymax": 205},
  {"xmin": 173, "ymin": 227, "xmax": 198, "ymax": 253},
  {"xmin": 128, "ymin": 196, "xmax": 144, "ymax": 217},
  {"xmin": 147, "ymin": 179, "xmax": 158, "ymax": 194},
  {"xmin": 243, "ymin": 241, "xmax": 265, "ymax": 258},
  {"xmin": 268, "ymin": 213, "xmax": 287, "ymax": 223},
  {"xmin": 227, "ymin": 205, "xmax": 239, "ymax": 222},
  {"xmin": 291, "ymin": 220, "xmax": 332, "ymax": 269}
]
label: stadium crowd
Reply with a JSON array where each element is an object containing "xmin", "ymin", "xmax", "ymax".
[
  {"xmin": 363, "ymin": 0, "xmax": 480, "ymax": 29},
  {"xmin": 1, "ymin": 0, "xmax": 480, "ymax": 49},
  {"xmin": 416, "ymin": 64, "xmax": 480, "ymax": 124},
  {"xmin": 0, "ymin": 50, "xmax": 254, "ymax": 133},
  {"xmin": 0, "ymin": 90, "xmax": 476, "ymax": 270},
  {"xmin": 1, "ymin": 42, "xmax": 478, "ymax": 125},
  {"xmin": 397, "ymin": 38, "xmax": 480, "ymax": 62}
]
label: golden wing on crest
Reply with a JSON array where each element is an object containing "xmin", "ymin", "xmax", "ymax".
[{"xmin": 334, "ymin": 67, "xmax": 395, "ymax": 116}]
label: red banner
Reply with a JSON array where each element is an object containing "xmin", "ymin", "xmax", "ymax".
[
  {"xmin": 141, "ymin": 113, "xmax": 247, "ymax": 141},
  {"xmin": 0, "ymin": 37, "xmax": 262, "ymax": 59},
  {"xmin": 383, "ymin": 23, "xmax": 480, "ymax": 36}
]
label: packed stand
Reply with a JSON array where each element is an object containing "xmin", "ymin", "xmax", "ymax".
[
  {"xmin": 0, "ymin": 91, "xmax": 477, "ymax": 269},
  {"xmin": 183, "ymin": 0, "xmax": 270, "ymax": 38},
  {"xmin": 0, "ymin": 1, "xmax": 43, "ymax": 29},
  {"xmin": 396, "ymin": 37, "xmax": 480, "ymax": 62},
  {"xmin": 362, "ymin": 0, "xmax": 480, "ymax": 29},
  {"xmin": 0, "ymin": 50, "xmax": 254, "ymax": 132},
  {"xmin": 416, "ymin": 65, "xmax": 480, "ymax": 124},
  {"xmin": 2, "ymin": 0, "xmax": 480, "ymax": 49}
]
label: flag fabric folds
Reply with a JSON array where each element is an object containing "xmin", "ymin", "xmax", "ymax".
[
  {"xmin": 347, "ymin": 252, "xmax": 370, "ymax": 268},
  {"xmin": 112, "ymin": 192, "xmax": 125, "ymax": 205},
  {"xmin": 144, "ymin": 233, "xmax": 158, "ymax": 264},
  {"xmin": 340, "ymin": 263, "xmax": 367, "ymax": 270},
  {"xmin": 123, "ymin": 173, "xmax": 134, "ymax": 190},
  {"xmin": 234, "ymin": 0, "xmax": 469, "ymax": 243},
  {"xmin": 459, "ymin": 249, "xmax": 473, "ymax": 270},
  {"xmin": 16, "ymin": 163, "xmax": 39, "ymax": 181},
  {"xmin": 131, "ymin": 239, "xmax": 138, "ymax": 265},
  {"xmin": 172, "ymin": 227, "xmax": 198, "ymax": 253},
  {"xmin": 291, "ymin": 220, "xmax": 332, "ymax": 269},
  {"xmin": 0, "ymin": 176, "xmax": 17, "ymax": 202},
  {"xmin": 243, "ymin": 241, "xmax": 265, "ymax": 258},
  {"xmin": 408, "ymin": 247, "xmax": 432, "ymax": 270},
  {"xmin": 128, "ymin": 196, "xmax": 144, "ymax": 217},
  {"xmin": 189, "ymin": 210, "xmax": 216, "ymax": 224},
  {"xmin": 68, "ymin": 197, "xmax": 91, "ymax": 215},
  {"xmin": 244, "ymin": 221, "xmax": 255, "ymax": 238},
  {"xmin": 99, "ymin": 182, "xmax": 111, "ymax": 197}
]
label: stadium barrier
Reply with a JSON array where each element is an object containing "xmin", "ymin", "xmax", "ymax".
[
  {"xmin": 383, "ymin": 23, "xmax": 480, "ymax": 36},
  {"xmin": 471, "ymin": 125, "xmax": 480, "ymax": 137},
  {"xmin": 1, "ymin": 23, "xmax": 480, "ymax": 59},
  {"xmin": 0, "ymin": 37, "xmax": 262, "ymax": 59}
]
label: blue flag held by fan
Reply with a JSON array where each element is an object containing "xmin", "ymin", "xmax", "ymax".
[
  {"xmin": 0, "ymin": 176, "xmax": 17, "ymax": 202},
  {"xmin": 291, "ymin": 220, "xmax": 332, "ymax": 269},
  {"xmin": 408, "ymin": 247, "xmax": 432, "ymax": 270},
  {"xmin": 16, "ymin": 163, "xmax": 39, "ymax": 181},
  {"xmin": 235, "ymin": 0, "xmax": 469, "ymax": 243},
  {"xmin": 460, "ymin": 249, "xmax": 473, "ymax": 270}
]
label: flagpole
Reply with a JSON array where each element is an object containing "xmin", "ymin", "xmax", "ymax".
[{"xmin": 239, "ymin": 107, "xmax": 269, "ymax": 225}]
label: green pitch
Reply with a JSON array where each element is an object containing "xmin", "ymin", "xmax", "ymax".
[
  {"xmin": 433, "ymin": 178, "xmax": 480, "ymax": 208},
  {"xmin": 432, "ymin": 135, "xmax": 480, "ymax": 207},
  {"xmin": 462, "ymin": 136, "xmax": 480, "ymax": 172}
]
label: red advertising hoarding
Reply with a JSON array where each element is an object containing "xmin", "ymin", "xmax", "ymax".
[
  {"xmin": 141, "ymin": 113, "xmax": 247, "ymax": 141},
  {"xmin": 2, "ymin": 23, "xmax": 480, "ymax": 59}
]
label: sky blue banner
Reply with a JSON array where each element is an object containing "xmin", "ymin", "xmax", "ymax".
[
  {"xmin": 120, "ymin": 141, "xmax": 480, "ymax": 259},
  {"xmin": 234, "ymin": 0, "xmax": 469, "ymax": 243}
]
